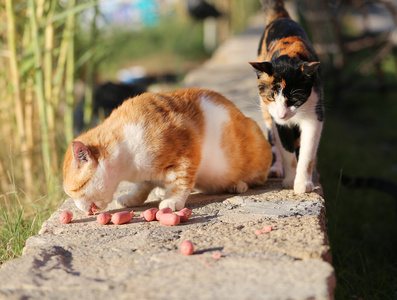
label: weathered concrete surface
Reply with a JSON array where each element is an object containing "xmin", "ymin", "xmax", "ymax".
[
  {"xmin": 0, "ymin": 17, "xmax": 335, "ymax": 300},
  {"xmin": 0, "ymin": 181, "xmax": 333, "ymax": 300}
]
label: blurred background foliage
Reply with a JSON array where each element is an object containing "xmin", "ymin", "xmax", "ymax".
[{"xmin": 299, "ymin": 0, "xmax": 397, "ymax": 298}]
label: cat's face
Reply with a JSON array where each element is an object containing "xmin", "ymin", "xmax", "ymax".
[
  {"xmin": 250, "ymin": 60, "xmax": 319, "ymax": 123},
  {"xmin": 63, "ymin": 141, "xmax": 114, "ymax": 214}
]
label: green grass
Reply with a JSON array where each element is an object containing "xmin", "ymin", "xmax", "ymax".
[
  {"xmin": 1, "ymin": 204, "xmax": 38, "ymax": 264},
  {"xmin": 0, "ymin": 194, "xmax": 58, "ymax": 264},
  {"xmin": 0, "ymin": 171, "xmax": 63, "ymax": 265},
  {"xmin": 318, "ymin": 66, "xmax": 397, "ymax": 298}
]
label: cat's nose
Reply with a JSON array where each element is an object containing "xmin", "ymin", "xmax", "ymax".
[{"xmin": 277, "ymin": 110, "xmax": 287, "ymax": 119}]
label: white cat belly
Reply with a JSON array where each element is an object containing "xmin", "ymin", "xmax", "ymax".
[{"xmin": 194, "ymin": 96, "xmax": 230, "ymax": 192}]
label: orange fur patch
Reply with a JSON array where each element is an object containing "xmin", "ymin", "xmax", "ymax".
[
  {"xmin": 281, "ymin": 79, "xmax": 286, "ymax": 89},
  {"xmin": 307, "ymin": 159, "xmax": 314, "ymax": 175},
  {"xmin": 265, "ymin": 37, "xmax": 311, "ymax": 61}
]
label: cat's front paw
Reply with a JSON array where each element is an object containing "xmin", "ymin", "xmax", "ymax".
[
  {"xmin": 149, "ymin": 187, "xmax": 166, "ymax": 201},
  {"xmin": 293, "ymin": 181, "xmax": 314, "ymax": 194},
  {"xmin": 159, "ymin": 199, "xmax": 185, "ymax": 211},
  {"xmin": 282, "ymin": 178, "xmax": 294, "ymax": 189},
  {"xmin": 115, "ymin": 193, "xmax": 145, "ymax": 208}
]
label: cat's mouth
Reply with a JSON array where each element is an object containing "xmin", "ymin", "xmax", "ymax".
[{"xmin": 86, "ymin": 203, "xmax": 98, "ymax": 215}]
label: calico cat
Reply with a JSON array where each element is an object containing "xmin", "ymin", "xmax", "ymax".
[
  {"xmin": 63, "ymin": 88, "xmax": 272, "ymax": 214},
  {"xmin": 249, "ymin": 0, "xmax": 324, "ymax": 194}
]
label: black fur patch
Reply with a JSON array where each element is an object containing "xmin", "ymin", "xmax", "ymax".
[
  {"xmin": 275, "ymin": 123, "xmax": 300, "ymax": 153},
  {"xmin": 271, "ymin": 57, "xmax": 316, "ymax": 108},
  {"xmin": 315, "ymin": 98, "xmax": 324, "ymax": 122},
  {"xmin": 314, "ymin": 84, "xmax": 324, "ymax": 122},
  {"xmin": 257, "ymin": 31, "xmax": 266, "ymax": 56},
  {"xmin": 265, "ymin": 19, "xmax": 310, "ymax": 49}
]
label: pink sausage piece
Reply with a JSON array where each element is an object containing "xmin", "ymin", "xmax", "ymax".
[
  {"xmin": 156, "ymin": 207, "xmax": 173, "ymax": 221},
  {"xmin": 180, "ymin": 240, "xmax": 194, "ymax": 255},
  {"xmin": 254, "ymin": 229, "xmax": 264, "ymax": 235},
  {"xmin": 159, "ymin": 213, "xmax": 180, "ymax": 226},
  {"xmin": 176, "ymin": 208, "xmax": 192, "ymax": 223},
  {"xmin": 263, "ymin": 225, "xmax": 273, "ymax": 233},
  {"xmin": 59, "ymin": 210, "xmax": 73, "ymax": 224},
  {"xmin": 97, "ymin": 212, "xmax": 112, "ymax": 225},
  {"xmin": 143, "ymin": 208, "xmax": 159, "ymax": 222},
  {"xmin": 111, "ymin": 211, "xmax": 133, "ymax": 225}
]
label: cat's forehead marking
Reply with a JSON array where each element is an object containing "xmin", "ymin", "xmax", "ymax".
[{"xmin": 268, "ymin": 73, "xmax": 283, "ymax": 91}]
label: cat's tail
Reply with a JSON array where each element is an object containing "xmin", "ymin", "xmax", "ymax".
[{"xmin": 260, "ymin": 0, "xmax": 290, "ymax": 26}]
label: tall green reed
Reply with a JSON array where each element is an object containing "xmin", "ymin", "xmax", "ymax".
[
  {"xmin": 1, "ymin": 0, "xmax": 97, "ymax": 264},
  {"xmin": 1, "ymin": 0, "xmax": 97, "ymax": 197}
]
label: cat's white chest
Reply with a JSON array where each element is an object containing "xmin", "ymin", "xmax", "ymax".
[{"xmin": 111, "ymin": 123, "xmax": 153, "ymax": 182}]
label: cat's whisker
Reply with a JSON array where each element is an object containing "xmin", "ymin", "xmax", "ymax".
[
  {"xmin": 239, "ymin": 95, "xmax": 262, "ymax": 108},
  {"xmin": 248, "ymin": 96, "xmax": 263, "ymax": 112}
]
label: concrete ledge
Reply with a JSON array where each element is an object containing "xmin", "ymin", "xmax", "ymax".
[
  {"xmin": 0, "ymin": 180, "xmax": 334, "ymax": 300},
  {"xmin": 0, "ymin": 17, "xmax": 335, "ymax": 300}
]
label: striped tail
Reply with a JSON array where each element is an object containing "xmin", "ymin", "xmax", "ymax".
[{"xmin": 260, "ymin": 0, "xmax": 290, "ymax": 26}]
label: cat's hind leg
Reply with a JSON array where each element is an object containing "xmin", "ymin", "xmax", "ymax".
[
  {"xmin": 116, "ymin": 181, "xmax": 156, "ymax": 208},
  {"xmin": 269, "ymin": 142, "xmax": 284, "ymax": 178},
  {"xmin": 262, "ymin": 104, "xmax": 283, "ymax": 178}
]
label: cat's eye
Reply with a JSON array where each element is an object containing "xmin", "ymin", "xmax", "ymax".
[
  {"xmin": 265, "ymin": 93, "xmax": 275, "ymax": 101},
  {"xmin": 258, "ymin": 84, "xmax": 275, "ymax": 101},
  {"xmin": 260, "ymin": 92, "xmax": 274, "ymax": 101}
]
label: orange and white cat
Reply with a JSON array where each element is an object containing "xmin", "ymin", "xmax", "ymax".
[{"xmin": 63, "ymin": 88, "xmax": 272, "ymax": 214}]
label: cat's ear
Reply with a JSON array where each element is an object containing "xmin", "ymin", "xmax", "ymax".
[
  {"xmin": 249, "ymin": 62, "xmax": 273, "ymax": 77},
  {"xmin": 301, "ymin": 62, "xmax": 320, "ymax": 77},
  {"xmin": 72, "ymin": 141, "xmax": 91, "ymax": 163}
]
